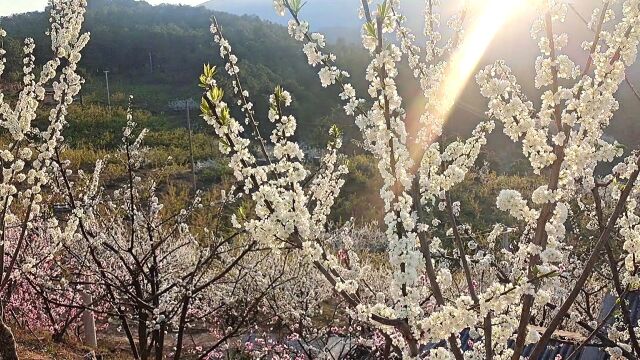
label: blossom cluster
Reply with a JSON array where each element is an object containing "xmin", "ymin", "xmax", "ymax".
[
  {"xmin": 265, "ymin": 0, "xmax": 640, "ymax": 358},
  {"xmin": 0, "ymin": 0, "xmax": 89, "ymax": 301}
]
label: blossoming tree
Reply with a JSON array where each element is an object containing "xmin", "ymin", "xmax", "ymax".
[
  {"xmin": 45, "ymin": 95, "xmax": 303, "ymax": 360},
  {"xmin": 202, "ymin": 0, "xmax": 640, "ymax": 358},
  {"xmin": 0, "ymin": 1, "xmax": 89, "ymax": 358},
  {"xmin": 3, "ymin": 0, "xmax": 640, "ymax": 358}
]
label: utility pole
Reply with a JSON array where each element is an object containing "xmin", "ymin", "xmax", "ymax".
[
  {"xmin": 81, "ymin": 290, "xmax": 97, "ymax": 350},
  {"xmin": 185, "ymin": 99, "xmax": 196, "ymax": 192},
  {"xmin": 52, "ymin": 206, "xmax": 97, "ymax": 358},
  {"xmin": 502, "ymin": 228, "xmax": 512, "ymax": 250},
  {"xmin": 103, "ymin": 70, "xmax": 111, "ymax": 109},
  {"xmin": 149, "ymin": 52, "xmax": 153, "ymax": 74}
]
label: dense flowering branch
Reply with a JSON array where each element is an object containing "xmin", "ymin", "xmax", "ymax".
[
  {"xmin": 6, "ymin": 0, "xmax": 640, "ymax": 358},
  {"xmin": 0, "ymin": 1, "xmax": 89, "ymax": 358},
  {"xmin": 272, "ymin": 0, "xmax": 640, "ymax": 358}
]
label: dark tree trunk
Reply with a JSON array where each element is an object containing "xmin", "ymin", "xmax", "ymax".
[
  {"xmin": 0, "ymin": 319, "xmax": 18, "ymax": 360},
  {"xmin": 52, "ymin": 330, "xmax": 65, "ymax": 343}
]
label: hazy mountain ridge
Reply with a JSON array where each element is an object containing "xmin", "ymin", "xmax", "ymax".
[
  {"xmin": 0, "ymin": 0, "xmax": 373, "ymax": 147},
  {"xmin": 199, "ymin": 0, "xmax": 364, "ymax": 42},
  {"xmin": 200, "ymin": 0, "xmax": 361, "ymax": 27},
  {"xmin": 3, "ymin": 0, "xmax": 640, "ymax": 156}
]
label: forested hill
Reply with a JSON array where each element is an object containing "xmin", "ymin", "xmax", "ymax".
[
  {"xmin": 0, "ymin": 0, "xmax": 369, "ymax": 146},
  {"xmin": 2, "ymin": 0, "xmax": 640, "ymax": 161}
]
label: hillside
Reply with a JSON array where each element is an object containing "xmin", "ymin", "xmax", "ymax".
[
  {"xmin": 0, "ymin": 0, "xmax": 369, "ymax": 147},
  {"xmin": 1, "ymin": 0, "xmax": 639, "ymax": 164}
]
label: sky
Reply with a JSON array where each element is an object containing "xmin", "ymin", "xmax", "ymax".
[{"xmin": 0, "ymin": 0, "xmax": 204, "ymax": 16}]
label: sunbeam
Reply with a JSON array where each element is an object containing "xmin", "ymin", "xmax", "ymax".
[{"xmin": 437, "ymin": 0, "xmax": 531, "ymax": 121}]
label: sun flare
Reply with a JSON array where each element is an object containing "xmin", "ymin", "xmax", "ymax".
[{"xmin": 436, "ymin": 0, "xmax": 530, "ymax": 120}]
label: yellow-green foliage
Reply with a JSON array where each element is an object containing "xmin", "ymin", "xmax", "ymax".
[
  {"xmin": 61, "ymin": 147, "xmax": 127, "ymax": 183},
  {"xmin": 65, "ymin": 105, "xmax": 154, "ymax": 148},
  {"xmin": 332, "ymin": 154, "xmax": 385, "ymax": 224},
  {"xmin": 451, "ymin": 171, "xmax": 543, "ymax": 230}
]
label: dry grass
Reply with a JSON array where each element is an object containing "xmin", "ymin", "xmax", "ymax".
[{"xmin": 14, "ymin": 327, "xmax": 132, "ymax": 360}]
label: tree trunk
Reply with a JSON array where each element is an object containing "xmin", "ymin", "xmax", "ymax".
[{"xmin": 0, "ymin": 319, "xmax": 18, "ymax": 360}]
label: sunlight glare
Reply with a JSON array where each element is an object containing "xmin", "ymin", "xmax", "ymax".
[{"xmin": 436, "ymin": 0, "xmax": 529, "ymax": 121}]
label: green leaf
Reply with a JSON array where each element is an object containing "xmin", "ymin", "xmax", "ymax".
[
  {"xmin": 200, "ymin": 97, "xmax": 211, "ymax": 115},
  {"xmin": 219, "ymin": 137, "xmax": 230, "ymax": 151},
  {"xmin": 209, "ymin": 87, "xmax": 224, "ymax": 103},
  {"xmin": 219, "ymin": 107, "xmax": 231, "ymax": 126},
  {"xmin": 288, "ymin": 0, "xmax": 307, "ymax": 14},
  {"xmin": 365, "ymin": 22, "xmax": 376, "ymax": 38},
  {"xmin": 329, "ymin": 124, "xmax": 342, "ymax": 139},
  {"xmin": 199, "ymin": 64, "xmax": 218, "ymax": 88},
  {"xmin": 377, "ymin": 1, "xmax": 388, "ymax": 18},
  {"xmin": 328, "ymin": 124, "xmax": 343, "ymax": 148}
]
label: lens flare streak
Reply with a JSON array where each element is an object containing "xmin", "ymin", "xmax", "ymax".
[{"xmin": 437, "ymin": 0, "xmax": 528, "ymax": 119}]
